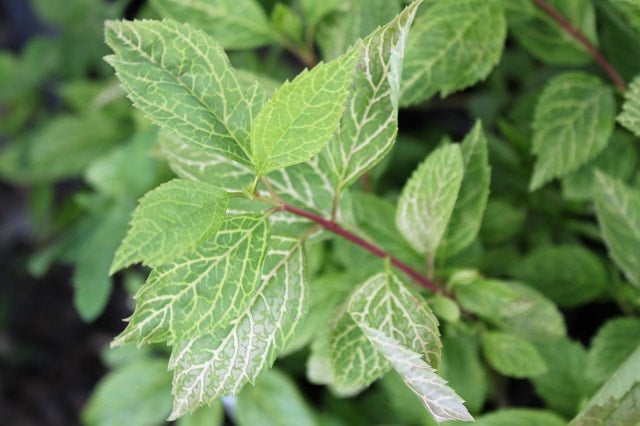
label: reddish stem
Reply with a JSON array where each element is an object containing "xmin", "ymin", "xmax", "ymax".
[
  {"xmin": 280, "ymin": 202, "xmax": 442, "ymax": 294},
  {"xmin": 532, "ymin": 0, "xmax": 626, "ymax": 92}
]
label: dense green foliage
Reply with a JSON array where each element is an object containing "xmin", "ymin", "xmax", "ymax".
[{"xmin": 2, "ymin": 0, "xmax": 640, "ymax": 424}]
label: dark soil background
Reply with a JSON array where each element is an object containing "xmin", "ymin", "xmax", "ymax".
[{"xmin": 0, "ymin": 184, "xmax": 130, "ymax": 426}]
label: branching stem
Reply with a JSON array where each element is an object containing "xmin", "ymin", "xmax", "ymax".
[
  {"xmin": 532, "ymin": 0, "xmax": 626, "ymax": 92},
  {"xmin": 279, "ymin": 202, "xmax": 443, "ymax": 294}
]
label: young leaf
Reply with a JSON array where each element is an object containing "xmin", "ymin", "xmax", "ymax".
[
  {"xmin": 150, "ymin": 0, "xmax": 277, "ymax": 49},
  {"xmin": 110, "ymin": 179, "xmax": 230, "ymax": 273},
  {"xmin": 437, "ymin": 121, "xmax": 490, "ymax": 258},
  {"xmin": 529, "ymin": 72, "xmax": 615, "ymax": 191},
  {"xmin": 250, "ymin": 49, "xmax": 358, "ymax": 176},
  {"xmin": 235, "ymin": 369, "xmax": 316, "ymax": 426},
  {"xmin": 322, "ymin": 1, "xmax": 420, "ymax": 191},
  {"xmin": 593, "ymin": 172, "xmax": 640, "ymax": 288},
  {"xmin": 502, "ymin": 0, "xmax": 597, "ymax": 65},
  {"xmin": 104, "ymin": 20, "xmax": 264, "ymax": 165},
  {"xmin": 481, "ymin": 331, "xmax": 547, "ymax": 378},
  {"xmin": 618, "ymin": 73, "xmax": 640, "ymax": 137},
  {"xmin": 111, "ymin": 214, "xmax": 269, "ymax": 347},
  {"xmin": 401, "ymin": 0, "xmax": 506, "ymax": 106},
  {"xmin": 168, "ymin": 234, "xmax": 308, "ymax": 419},
  {"xmin": 347, "ymin": 270, "xmax": 442, "ymax": 368},
  {"xmin": 569, "ymin": 344, "xmax": 640, "ymax": 426},
  {"xmin": 316, "ymin": 0, "xmax": 400, "ymax": 61},
  {"xmin": 587, "ymin": 317, "xmax": 640, "ymax": 384},
  {"xmin": 508, "ymin": 245, "xmax": 608, "ymax": 307},
  {"xmin": 82, "ymin": 359, "xmax": 173, "ymax": 426},
  {"xmin": 396, "ymin": 144, "xmax": 464, "ymax": 256},
  {"xmin": 356, "ymin": 325, "xmax": 473, "ymax": 423}
]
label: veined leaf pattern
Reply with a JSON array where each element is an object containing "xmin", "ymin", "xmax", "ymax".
[
  {"xmin": 396, "ymin": 144, "xmax": 464, "ymax": 256},
  {"xmin": 323, "ymin": 1, "xmax": 420, "ymax": 192},
  {"xmin": 105, "ymin": 20, "xmax": 264, "ymax": 165},
  {"xmin": 357, "ymin": 325, "xmax": 473, "ymax": 423},
  {"xmin": 347, "ymin": 270, "xmax": 441, "ymax": 368},
  {"xmin": 618, "ymin": 74, "xmax": 640, "ymax": 137},
  {"xmin": 110, "ymin": 179, "xmax": 230, "ymax": 273},
  {"xmin": 112, "ymin": 214, "xmax": 269, "ymax": 347},
  {"xmin": 167, "ymin": 234, "xmax": 308, "ymax": 419},
  {"xmin": 593, "ymin": 172, "xmax": 640, "ymax": 288},
  {"xmin": 150, "ymin": 0, "xmax": 277, "ymax": 49},
  {"xmin": 401, "ymin": 0, "xmax": 506, "ymax": 106},
  {"xmin": 251, "ymin": 48, "xmax": 358, "ymax": 176},
  {"xmin": 530, "ymin": 72, "xmax": 615, "ymax": 191},
  {"xmin": 329, "ymin": 306, "xmax": 390, "ymax": 388}
]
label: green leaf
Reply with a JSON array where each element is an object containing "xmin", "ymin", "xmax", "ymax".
[
  {"xmin": 587, "ymin": 317, "xmax": 640, "ymax": 384},
  {"xmin": 112, "ymin": 214, "xmax": 269, "ymax": 346},
  {"xmin": 329, "ymin": 306, "xmax": 389, "ymax": 389},
  {"xmin": 236, "ymin": 369, "xmax": 316, "ymax": 426},
  {"xmin": 299, "ymin": 0, "xmax": 342, "ymax": 30},
  {"xmin": 401, "ymin": 0, "xmax": 506, "ymax": 106},
  {"xmin": 82, "ymin": 359, "xmax": 172, "ymax": 426},
  {"xmin": 86, "ymin": 128, "xmax": 165, "ymax": 199},
  {"xmin": 439, "ymin": 333, "xmax": 488, "ymax": 414},
  {"xmin": 250, "ymin": 50, "xmax": 357, "ymax": 176},
  {"xmin": 562, "ymin": 130, "xmax": 638, "ymax": 201},
  {"xmin": 347, "ymin": 270, "xmax": 442, "ymax": 368},
  {"xmin": 283, "ymin": 271, "xmax": 351, "ymax": 355},
  {"xmin": 270, "ymin": 3, "xmax": 304, "ymax": 47},
  {"xmin": 0, "ymin": 112, "xmax": 124, "ymax": 183},
  {"xmin": 454, "ymin": 279, "xmax": 566, "ymax": 340},
  {"xmin": 316, "ymin": 0, "xmax": 400, "ymax": 61},
  {"xmin": 593, "ymin": 172, "xmax": 640, "ymax": 288},
  {"xmin": 396, "ymin": 144, "xmax": 464, "ymax": 256},
  {"xmin": 437, "ymin": 121, "xmax": 491, "ymax": 258},
  {"xmin": 509, "ymin": 245, "xmax": 608, "ymax": 307},
  {"xmin": 322, "ymin": 1, "xmax": 420, "ymax": 191},
  {"xmin": 531, "ymin": 338, "xmax": 597, "ymax": 417},
  {"xmin": 569, "ymin": 343, "xmax": 640, "ymax": 426},
  {"xmin": 158, "ymin": 131, "xmax": 255, "ymax": 191},
  {"xmin": 480, "ymin": 199, "xmax": 526, "ymax": 246},
  {"xmin": 104, "ymin": 20, "xmax": 264, "ymax": 165},
  {"xmin": 350, "ymin": 192, "xmax": 424, "ymax": 269},
  {"xmin": 177, "ymin": 404, "xmax": 224, "ymax": 426},
  {"xmin": 110, "ymin": 179, "xmax": 230, "ymax": 273},
  {"xmin": 150, "ymin": 0, "xmax": 277, "ymax": 49},
  {"xmin": 73, "ymin": 200, "xmax": 133, "ymax": 322},
  {"xmin": 607, "ymin": 0, "xmax": 640, "ymax": 37},
  {"xmin": 529, "ymin": 72, "xmax": 615, "ymax": 191},
  {"xmin": 356, "ymin": 325, "xmax": 473, "ymax": 423},
  {"xmin": 168, "ymin": 234, "xmax": 308, "ymax": 419},
  {"xmin": 618, "ymin": 73, "xmax": 640, "ymax": 137},
  {"xmin": 472, "ymin": 408, "xmax": 566, "ymax": 426},
  {"xmin": 502, "ymin": 0, "xmax": 597, "ymax": 65},
  {"xmin": 481, "ymin": 331, "xmax": 547, "ymax": 378}
]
